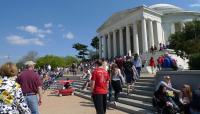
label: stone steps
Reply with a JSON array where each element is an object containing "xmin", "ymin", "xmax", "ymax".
[
  {"xmin": 73, "ymin": 75, "xmax": 156, "ymax": 114},
  {"xmin": 135, "ymin": 82, "xmax": 154, "ymax": 87},
  {"xmin": 73, "ymin": 82, "xmax": 154, "ymax": 92},
  {"xmin": 75, "ymin": 91, "xmax": 154, "ymax": 114},
  {"xmin": 122, "ymin": 88, "xmax": 153, "ymax": 96}
]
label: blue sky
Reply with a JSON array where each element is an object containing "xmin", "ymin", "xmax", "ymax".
[{"xmin": 0, "ymin": 0, "xmax": 199, "ymax": 63}]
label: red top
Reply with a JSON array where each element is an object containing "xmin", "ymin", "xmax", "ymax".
[
  {"xmin": 16, "ymin": 69, "xmax": 42, "ymax": 94},
  {"xmin": 91, "ymin": 67, "xmax": 110, "ymax": 94},
  {"xmin": 157, "ymin": 56, "xmax": 164, "ymax": 64},
  {"xmin": 149, "ymin": 57, "xmax": 155, "ymax": 67}
]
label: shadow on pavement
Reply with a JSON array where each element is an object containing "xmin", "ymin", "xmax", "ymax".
[{"xmin": 80, "ymin": 101, "xmax": 94, "ymax": 108}]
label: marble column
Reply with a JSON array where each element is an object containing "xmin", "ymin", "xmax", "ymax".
[
  {"xmin": 113, "ymin": 30, "xmax": 117, "ymax": 57},
  {"xmin": 107, "ymin": 33, "xmax": 111, "ymax": 58},
  {"xmin": 98, "ymin": 36, "xmax": 102, "ymax": 58},
  {"xmin": 141, "ymin": 18, "xmax": 148, "ymax": 53},
  {"xmin": 126, "ymin": 25, "xmax": 131, "ymax": 55},
  {"xmin": 180, "ymin": 22, "xmax": 185, "ymax": 31},
  {"xmin": 147, "ymin": 19, "xmax": 154, "ymax": 48},
  {"xmin": 156, "ymin": 21, "xmax": 163, "ymax": 45},
  {"xmin": 119, "ymin": 27, "xmax": 124, "ymax": 56},
  {"xmin": 133, "ymin": 23, "xmax": 139, "ymax": 54},
  {"xmin": 171, "ymin": 23, "xmax": 175, "ymax": 34},
  {"xmin": 102, "ymin": 36, "xmax": 107, "ymax": 58}
]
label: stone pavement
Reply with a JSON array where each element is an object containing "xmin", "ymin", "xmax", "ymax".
[{"xmin": 39, "ymin": 91, "xmax": 128, "ymax": 114}]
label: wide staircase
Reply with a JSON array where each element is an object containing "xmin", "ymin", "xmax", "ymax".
[{"xmin": 73, "ymin": 74, "xmax": 156, "ymax": 114}]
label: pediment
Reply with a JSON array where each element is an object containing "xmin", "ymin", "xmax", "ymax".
[{"xmin": 97, "ymin": 6, "xmax": 162, "ymax": 33}]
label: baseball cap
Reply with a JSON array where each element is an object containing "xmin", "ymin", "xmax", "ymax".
[{"xmin": 24, "ymin": 61, "xmax": 36, "ymax": 66}]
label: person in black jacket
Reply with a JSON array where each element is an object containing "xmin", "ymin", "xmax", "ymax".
[
  {"xmin": 154, "ymin": 85, "xmax": 179, "ymax": 114},
  {"xmin": 190, "ymin": 88, "xmax": 200, "ymax": 114}
]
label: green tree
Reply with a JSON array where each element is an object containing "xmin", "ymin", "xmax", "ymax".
[
  {"xmin": 36, "ymin": 55, "xmax": 66, "ymax": 69},
  {"xmin": 169, "ymin": 19, "xmax": 200, "ymax": 58},
  {"xmin": 91, "ymin": 36, "xmax": 99, "ymax": 50},
  {"xmin": 16, "ymin": 51, "xmax": 38, "ymax": 68},
  {"xmin": 64, "ymin": 56, "xmax": 79, "ymax": 67},
  {"xmin": 72, "ymin": 43, "xmax": 88, "ymax": 60},
  {"xmin": 90, "ymin": 36, "xmax": 99, "ymax": 59}
]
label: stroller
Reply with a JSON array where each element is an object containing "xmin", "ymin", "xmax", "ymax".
[
  {"xmin": 50, "ymin": 79, "xmax": 75, "ymax": 96},
  {"xmin": 152, "ymin": 85, "xmax": 181, "ymax": 114}
]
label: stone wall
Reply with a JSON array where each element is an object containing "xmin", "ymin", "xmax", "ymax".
[{"xmin": 155, "ymin": 70, "xmax": 200, "ymax": 90}]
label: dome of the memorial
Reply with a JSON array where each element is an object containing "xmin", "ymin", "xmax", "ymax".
[{"xmin": 149, "ymin": 4, "xmax": 183, "ymax": 14}]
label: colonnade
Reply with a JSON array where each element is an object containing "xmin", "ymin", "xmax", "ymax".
[{"xmin": 99, "ymin": 18, "xmax": 163, "ymax": 59}]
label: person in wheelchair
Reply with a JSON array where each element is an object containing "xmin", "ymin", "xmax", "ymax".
[{"xmin": 153, "ymin": 85, "xmax": 181, "ymax": 114}]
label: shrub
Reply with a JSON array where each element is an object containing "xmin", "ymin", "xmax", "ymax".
[{"xmin": 189, "ymin": 53, "xmax": 200, "ymax": 70}]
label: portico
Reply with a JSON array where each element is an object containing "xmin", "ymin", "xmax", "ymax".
[{"xmin": 98, "ymin": 4, "xmax": 200, "ymax": 59}]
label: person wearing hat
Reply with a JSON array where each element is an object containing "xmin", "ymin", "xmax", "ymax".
[{"xmin": 16, "ymin": 61, "xmax": 42, "ymax": 114}]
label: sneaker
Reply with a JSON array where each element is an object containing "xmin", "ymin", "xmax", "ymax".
[{"xmin": 114, "ymin": 101, "xmax": 118, "ymax": 106}]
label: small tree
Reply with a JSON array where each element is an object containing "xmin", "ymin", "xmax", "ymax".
[
  {"xmin": 91, "ymin": 36, "xmax": 99, "ymax": 50},
  {"xmin": 169, "ymin": 19, "xmax": 200, "ymax": 58},
  {"xmin": 72, "ymin": 43, "xmax": 88, "ymax": 60},
  {"xmin": 16, "ymin": 51, "xmax": 38, "ymax": 68},
  {"xmin": 65, "ymin": 56, "xmax": 79, "ymax": 67},
  {"xmin": 90, "ymin": 36, "xmax": 99, "ymax": 59},
  {"xmin": 36, "ymin": 55, "xmax": 66, "ymax": 69}
]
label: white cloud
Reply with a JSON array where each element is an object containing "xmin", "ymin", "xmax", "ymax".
[
  {"xmin": 6, "ymin": 35, "xmax": 44, "ymax": 46},
  {"xmin": 44, "ymin": 23, "xmax": 53, "ymax": 28},
  {"xmin": 18, "ymin": 25, "xmax": 38, "ymax": 34},
  {"xmin": 190, "ymin": 3, "xmax": 200, "ymax": 7},
  {"xmin": 63, "ymin": 32, "xmax": 74, "ymax": 40},
  {"xmin": 0, "ymin": 55, "xmax": 10, "ymax": 59},
  {"xmin": 17, "ymin": 25, "xmax": 52, "ymax": 38},
  {"xmin": 190, "ymin": 0, "xmax": 200, "ymax": 7}
]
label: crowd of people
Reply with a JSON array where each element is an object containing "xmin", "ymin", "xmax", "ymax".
[
  {"xmin": 153, "ymin": 76, "xmax": 200, "ymax": 114},
  {"xmin": 0, "ymin": 51, "xmax": 199, "ymax": 114}
]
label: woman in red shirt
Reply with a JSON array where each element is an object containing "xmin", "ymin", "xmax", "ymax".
[{"xmin": 149, "ymin": 57, "xmax": 156, "ymax": 74}]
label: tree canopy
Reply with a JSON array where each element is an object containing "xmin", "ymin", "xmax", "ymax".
[
  {"xmin": 16, "ymin": 51, "xmax": 38, "ymax": 68},
  {"xmin": 72, "ymin": 43, "xmax": 88, "ymax": 60},
  {"xmin": 169, "ymin": 19, "xmax": 200, "ymax": 58},
  {"xmin": 36, "ymin": 55, "xmax": 79, "ymax": 69},
  {"xmin": 91, "ymin": 36, "xmax": 99, "ymax": 50}
]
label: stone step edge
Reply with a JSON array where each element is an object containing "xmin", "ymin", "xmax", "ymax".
[
  {"xmin": 76, "ymin": 88, "xmax": 153, "ymax": 103},
  {"xmin": 75, "ymin": 89, "xmax": 153, "ymax": 109},
  {"xmin": 74, "ymin": 91, "xmax": 154, "ymax": 114}
]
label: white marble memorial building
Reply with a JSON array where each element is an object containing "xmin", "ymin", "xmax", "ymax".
[{"xmin": 97, "ymin": 4, "xmax": 200, "ymax": 58}]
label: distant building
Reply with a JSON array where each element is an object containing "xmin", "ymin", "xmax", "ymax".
[{"xmin": 97, "ymin": 4, "xmax": 200, "ymax": 58}]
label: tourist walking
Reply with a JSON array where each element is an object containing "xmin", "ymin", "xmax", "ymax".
[
  {"xmin": 71, "ymin": 63, "xmax": 77, "ymax": 76},
  {"xmin": 110, "ymin": 63, "xmax": 124, "ymax": 106},
  {"xmin": 90, "ymin": 60, "xmax": 110, "ymax": 114},
  {"xmin": 17, "ymin": 61, "xmax": 42, "ymax": 114},
  {"xmin": 149, "ymin": 57, "xmax": 156, "ymax": 74},
  {"xmin": 81, "ymin": 68, "xmax": 91, "ymax": 90},
  {"xmin": 123, "ymin": 57, "xmax": 135, "ymax": 94},
  {"xmin": 133, "ymin": 53, "xmax": 142, "ymax": 77},
  {"xmin": 0, "ymin": 62, "xmax": 31, "ymax": 114},
  {"xmin": 162, "ymin": 52, "xmax": 174, "ymax": 70},
  {"xmin": 157, "ymin": 55, "xmax": 164, "ymax": 71}
]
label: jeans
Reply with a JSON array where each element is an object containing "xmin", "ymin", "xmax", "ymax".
[
  {"xmin": 92, "ymin": 94, "xmax": 107, "ymax": 114},
  {"xmin": 108, "ymin": 83, "xmax": 112, "ymax": 102},
  {"xmin": 25, "ymin": 95, "xmax": 39, "ymax": 114},
  {"xmin": 111, "ymin": 80, "xmax": 122, "ymax": 101}
]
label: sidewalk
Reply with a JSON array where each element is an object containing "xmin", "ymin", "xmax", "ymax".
[{"xmin": 39, "ymin": 91, "xmax": 128, "ymax": 114}]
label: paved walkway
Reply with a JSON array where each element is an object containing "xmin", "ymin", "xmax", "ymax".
[{"xmin": 39, "ymin": 91, "xmax": 128, "ymax": 114}]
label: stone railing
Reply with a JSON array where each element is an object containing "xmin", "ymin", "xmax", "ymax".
[{"xmin": 155, "ymin": 70, "xmax": 200, "ymax": 90}]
